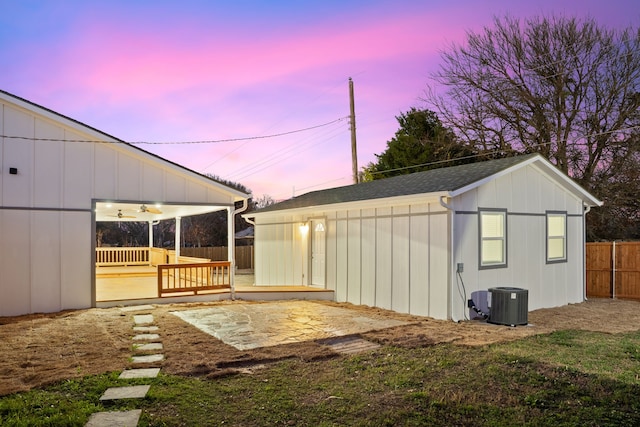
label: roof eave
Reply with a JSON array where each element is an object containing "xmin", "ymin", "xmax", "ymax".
[{"xmin": 244, "ymin": 191, "xmax": 451, "ymax": 218}]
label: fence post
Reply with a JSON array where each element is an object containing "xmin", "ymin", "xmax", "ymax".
[{"xmin": 612, "ymin": 241, "xmax": 616, "ymax": 299}]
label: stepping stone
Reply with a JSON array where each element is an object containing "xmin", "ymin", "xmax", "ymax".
[
  {"xmin": 134, "ymin": 342, "xmax": 163, "ymax": 351},
  {"xmin": 133, "ymin": 333, "xmax": 160, "ymax": 341},
  {"xmin": 85, "ymin": 409, "xmax": 142, "ymax": 427},
  {"xmin": 131, "ymin": 354, "xmax": 165, "ymax": 364},
  {"xmin": 121, "ymin": 304, "xmax": 155, "ymax": 312},
  {"xmin": 119, "ymin": 368, "xmax": 161, "ymax": 379},
  {"xmin": 133, "ymin": 325, "xmax": 159, "ymax": 332},
  {"xmin": 99, "ymin": 385, "xmax": 150, "ymax": 401},
  {"xmin": 133, "ymin": 314, "xmax": 154, "ymax": 325}
]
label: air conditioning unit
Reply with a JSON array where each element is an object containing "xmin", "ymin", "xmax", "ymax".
[{"xmin": 488, "ymin": 287, "xmax": 528, "ymax": 326}]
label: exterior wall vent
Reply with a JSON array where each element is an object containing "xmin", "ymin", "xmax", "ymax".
[{"xmin": 488, "ymin": 287, "xmax": 528, "ymax": 326}]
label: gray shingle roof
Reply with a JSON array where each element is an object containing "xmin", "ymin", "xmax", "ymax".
[{"xmin": 255, "ymin": 154, "xmax": 541, "ymax": 213}]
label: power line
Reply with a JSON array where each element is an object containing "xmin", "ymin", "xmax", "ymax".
[
  {"xmin": 0, "ymin": 116, "xmax": 348, "ymax": 145},
  {"xmin": 366, "ymin": 125, "xmax": 640, "ymax": 177}
]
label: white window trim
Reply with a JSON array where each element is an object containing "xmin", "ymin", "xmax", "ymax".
[
  {"xmin": 478, "ymin": 208, "xmax": 507, "ymax": 269},
  {"xmin": 546, "ymin": 211, "xmax": 567, "ymax": 264}
]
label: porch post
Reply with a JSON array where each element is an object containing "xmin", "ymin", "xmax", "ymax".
[
  {"xmin": 227, "ymin": 206, "xmax": 236, "ymax": 297},
  {"xmin": 175, "ymin": 216, "xmax": 181, "ymax": 263},
  {"xmin": 148, "ymin": 221, "xmax": 154, "ymax": 266}
]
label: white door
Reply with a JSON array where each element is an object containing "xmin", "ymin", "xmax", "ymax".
[{"xmin": 311, "ymin": 219, "xmax": 326, "ymax": 287}]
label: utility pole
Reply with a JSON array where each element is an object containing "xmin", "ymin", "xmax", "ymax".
[{"xmin": 349, "ymin": 77, "xmax": 358, "ymax": 184}]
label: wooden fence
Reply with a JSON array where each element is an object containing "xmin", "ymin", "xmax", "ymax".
[
  {"xmin": 586, "ymin": 242, "xmax": 640, "ymax": 300},
  {"xmin": 180, "ymin": 246, "xmax": 254, "ymax": 270},
  {"xmin": 96, "ymin": 246, "xmax": 254, "ymax": 270}
]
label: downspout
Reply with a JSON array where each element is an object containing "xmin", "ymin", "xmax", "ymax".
[
  {"xmin": 439, "ymin": 195, "xmax": 459, "ymax": 322},
  {"xmin": 583, "ymin": 203, "xmax": 591, "ymax": 301},
  {"xmin": 228, "ymin": 198, "xmax": 250, "ymax": 299}
]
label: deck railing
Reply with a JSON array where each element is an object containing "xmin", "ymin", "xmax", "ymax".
[
  {"xmin": 96, "ymin": 247, "xmax": 150, "ymax": 266},
  {"xmin": 157, "ymin": 261, "xmax": 231, "ymax": 296}
]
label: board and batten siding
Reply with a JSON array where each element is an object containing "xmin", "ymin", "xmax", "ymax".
[
  {"xmin": 253, "ymin": 200, "xmax": 450, "ymax": 319},
  {"xmin": 450, "ymin": 163, "xmax": 585, "ymax": 320},
  {"xmin": 0, "ymin": 98, "xmax": 239, "ymax": 316}
]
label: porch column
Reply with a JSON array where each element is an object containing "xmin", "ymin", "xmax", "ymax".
[
  {"xmin": 227, "ymin": 206, "xmax": 236, "ymax": 296},
  {"xmin": 175, "ymin": 216, "xmax": 181, "ymax": 263},
  {"xmin": 148, "ymin": 221, "xmax": 154, "ymax": 266},
  {"xmin": 148, "ymin": 221, "xmax": 154, "ymax": 248}
]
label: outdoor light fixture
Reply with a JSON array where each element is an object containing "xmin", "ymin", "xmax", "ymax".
[
  {"xmin": 9, "ymin": 167, "xmax": 17, "ymax": 175},
  {"xmin": 299, "ymin": 223, "xmax": 309, "ymax": 234}
]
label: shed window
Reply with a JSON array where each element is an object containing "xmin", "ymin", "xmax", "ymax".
[
  {"xmin": 546, "ymin": 212, "xmax": 567, "ymax": 263},
  {"xmin": 479, "ymin": 209, "xmax": 507, "ymax": 269}
]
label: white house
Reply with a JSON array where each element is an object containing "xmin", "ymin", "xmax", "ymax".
[
  {"xmin": 0, "ymin": 90, "xmax": 250, "ymax": 317},
  {"xmin": 245, "ymin": 154, "xmax": 602, "ymax": 321}
]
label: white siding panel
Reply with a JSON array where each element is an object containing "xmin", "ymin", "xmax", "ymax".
[
  {"xmin": 375, "ymin": 216, "xmax": 392, "ymax": 310},
  {"xmin": 30, "ymin": 212, "xmax": 61, "ymax": 313},
  {"xmin": 0, "ymin": 211, "xmax": 31, "ymax": 316},
  {"xmin": 142, "ymin": 164, "xmax": 164, "ymax": 202},
  {"xmin": 347, "ymin": 216, "xmax": 361, "ymax": 305},
  {"xmin": 360, "ymin": 217, "xmax": 376, "ymax": 307},
  {"xmin": 409, "ymin": 214, "xmax": 430, "ymax": 316},
  {"xmin": 510, "ymin": 168, "xmax": 528, "ymax": 212},
  {"xmin": 3, "ymin": 108, "xmax": 33, "ymax": 206},
  {"xmin": 165, "ymin": 174, "xmax": 187, "ymax": 201},
  {"xmin": 117, "ymin": 154, "xmax": 141, "ymax": 200},
  {"xmin": 495, "ymin": 172, "xmax": 512, "ymax": 208},
  {"xmin": 429, "ymin": 213, "xmax": 449, "ymax": 320},
  {"xmin": 61, "ymin": 212, "xmax": 91, "ymax": 309},
  {"xmin": 93, "ymin": 144, "xmax": 117, "ymax": 199},
  {"xmin": 187, "ymin": 180, "xmax": 207, "ymax": 204},
  {"xmin": 391, "ymin": 215, "xmax": 410, "ymax": 313},
  {"xmin": 335, "ymin": 219, "xmax": 348, "ymax": 301},
  {"xmin": 34, "ymin": 121, "xmax": 63, "ymax": 207},
  {"xmin": 63, "ymin": 141, "xmax": 92, "ymax": 207},
  {"xmin": 283, "ymin": 222, "xmax": 294, "ymax": 284},
  {"xmin": 326, "ymin": 219, "xmax": 337, "ymax": 291}
]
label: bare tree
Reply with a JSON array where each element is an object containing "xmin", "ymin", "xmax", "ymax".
[{"xmin": 426, "ymin": 15, "xmax": 640, "ymax": 239}]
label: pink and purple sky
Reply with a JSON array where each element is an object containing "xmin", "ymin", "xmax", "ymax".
[{"xmin": 1, "ymin": 0, "xmax": 637, "ymax": 200}]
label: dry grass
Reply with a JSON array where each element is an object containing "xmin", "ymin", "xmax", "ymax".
[{"xmin": 1, "ymin": 298, "xmax": 639, "ymax": 397}]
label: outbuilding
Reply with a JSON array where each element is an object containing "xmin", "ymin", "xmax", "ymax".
[
  {"xmin": 0, "ymin": 90, "xmax": 250, "ymax": 317},
  {"xmin": 245, "ymin": 154, "xmax": 602, "ymax": 320}
]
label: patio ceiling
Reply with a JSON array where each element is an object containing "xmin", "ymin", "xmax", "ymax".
[{"xmin": 95, "ymin": 201, "xmax": 228, "ymax": 222}]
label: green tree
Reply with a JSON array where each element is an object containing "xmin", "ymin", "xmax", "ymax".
[
  {"xmin": 362, "ymin": 108, "xmax": 476, "ymax": 181},
  {"xmin": 425, "ymin": 15, "xmax": 640, "ymax": 240}
]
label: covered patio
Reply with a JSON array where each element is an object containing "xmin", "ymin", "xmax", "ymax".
[{"xmin": 94, "ymin": 201, "xmax": 334, "ymax": 307}]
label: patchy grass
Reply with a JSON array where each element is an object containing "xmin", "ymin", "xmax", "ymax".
[{"xmin": 2, "ymin": 330, "xmax": 640, "ymax": 426}]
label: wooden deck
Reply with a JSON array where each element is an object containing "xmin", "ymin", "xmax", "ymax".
[{"xmin": 96, "ymin": 266, "xmax": 334, "ymax": 307}]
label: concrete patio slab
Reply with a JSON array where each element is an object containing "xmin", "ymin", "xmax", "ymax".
[
  {"xmin": 85, "ymin": 409, "xmax": 142, "ymax": 427},
  {"xmin": 131, "ymin": 354, "xmax": 165, "ymax": 364},
  {"xmin": 119, "ymin": 368, "xmax": 161, "ymax": 379},
  {"xmin": 133, "ymin": 314, "xmax": 154, "ymax": 325},
  {"xmin": 99, "ymin": 385, "xmax": 150, "ymax": 400},
  {"xmin": 132, "ymin": 333, "xmax": 160, "ymax": 341},
  {"xmin": 171, "ymin": 301, "xmax": 409, "ymax": 350},
  {"xmin": 134, "ymin": 342, "xmax": 163, "ymax": 351}
]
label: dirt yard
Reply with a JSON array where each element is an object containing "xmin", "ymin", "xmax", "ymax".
[{"xmin": 1, "ymin": 298, "xmax": 639, "ymax": 397}]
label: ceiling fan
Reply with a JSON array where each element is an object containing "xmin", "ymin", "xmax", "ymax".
[
  {"xmin": 108, "ymin": 209, "xmax": 136, "ymax": 219},
  {"xmin": 138, "ymin": 204, "xmax": 163, "ymax": 214}
]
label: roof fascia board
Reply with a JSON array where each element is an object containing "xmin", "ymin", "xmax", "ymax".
[
  {"xmin": 246, "ymin": 191, "xmax": 451, "ymax": 218},
  {"xmin": 1, "ymin": 92, "xmax": 250, "ymax": 201}
]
